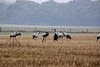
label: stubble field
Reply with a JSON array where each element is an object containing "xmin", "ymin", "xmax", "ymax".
[{"xmin": 0, "ymin": 34, "xmax": 100, "ymax": 67}]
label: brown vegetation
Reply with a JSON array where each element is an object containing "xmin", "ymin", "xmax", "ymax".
[{"xmin": 0, "ymin": 34, "xmax": 100, "ymax": 67}]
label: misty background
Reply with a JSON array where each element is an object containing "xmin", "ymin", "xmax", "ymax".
[{"xmin": 0, "ymin": 0, "xmax": 100, "ymax": 26}]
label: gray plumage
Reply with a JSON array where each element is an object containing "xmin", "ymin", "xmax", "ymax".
[
  {"xmin": 41, "ymin": 32, "xmax": 49, "ymax": 42},
  {"xmin": 53, "ymin": 30, "xmax": 71, "ymax": 41},
  {"xmin": 97, "ymin": 33, "xmax": 100, "ymax": 42},
  {"xmin": 32, "ymin": 32, "xmax": 40, "ymax": 40},
  {"xmin": 9, "ymin": 32, "xmax": 21, "ymax": 42}
]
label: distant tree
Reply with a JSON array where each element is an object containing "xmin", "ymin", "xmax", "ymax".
[{"xmin": 0, "ymin": 0, "xmax": 100, "ymax": 26}]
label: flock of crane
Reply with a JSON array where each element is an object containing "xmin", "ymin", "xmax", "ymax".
[{"xmin": 9, "ymin": 28, "xmax": 100, "ymax": 43}]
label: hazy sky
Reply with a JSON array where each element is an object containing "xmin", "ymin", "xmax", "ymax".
[{"xmin": 0, "ymin": 0, "xmax": 72, "ymax": 3}]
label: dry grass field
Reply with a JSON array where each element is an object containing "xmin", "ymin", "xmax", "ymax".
[{"xmin": 0, "ymin": 34, "xmax": 100, "ymax": 67}]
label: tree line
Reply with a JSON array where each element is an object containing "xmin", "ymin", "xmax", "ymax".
[{"xmin": 0, "ymin": 0, "xmax": 100, "ymax": 26}]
